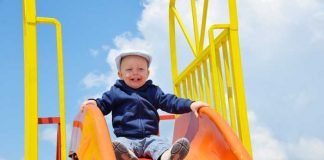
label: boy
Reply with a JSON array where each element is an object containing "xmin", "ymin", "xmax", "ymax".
[{"xmin": 81, "ymin": 51, "xmax": 209, "ymax": 160}]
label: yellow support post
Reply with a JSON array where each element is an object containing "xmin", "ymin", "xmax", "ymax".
[
  {"xmin": 197, "ymin": 64, "xmax": 204, "ymax": 101},
  {"xmin": 23, "ymin": 0, "xmax": 38, "ymax": 159},
  {"xmin": 198, "ymin": 0, "xmax": 209, "ymax": 53},
  {"xmin": 222, "ymin": 40, "xmax": 238, "ymax": 133},
  {"xmin": 228, "ymin": 0, "xmax": 253, "ymax": 155},
  {"xmin": 187, "ymin": 75, "xmax": 193, "ymax": 99},
  {"xmin": 171, "ymin": 7, "xmax": 197, "ymax": 56},
  {"xmin": 202, "ymin": 59, "xmax": 212, "ymax": 105},
  {"xmin": 23, "ymin": 1, "xmax": 67, "ymax": 159},
  {"xmin": 169, "ymin": 0, "xmax": 179, "ymax": 96},
  {"xmin": 191, "ymin": 0, "xmax": 200, "ymax": 55}
]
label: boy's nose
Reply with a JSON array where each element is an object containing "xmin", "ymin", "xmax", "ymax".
[{"xmin": 128, "ymin": 70, "xmax": 138, "ymax": 75}]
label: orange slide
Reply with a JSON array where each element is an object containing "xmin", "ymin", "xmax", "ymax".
[{"xmin": 69, "ymin": 104, "xmax": 251, "ymax": 160}]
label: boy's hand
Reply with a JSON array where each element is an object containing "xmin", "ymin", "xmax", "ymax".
[
  {"xmin": 190, "ymin": 101, "xmax": 209, "ymax": 118},
  {"xmin": 80, "ymin": 100, "xmax": 97, "ymax": 112}
]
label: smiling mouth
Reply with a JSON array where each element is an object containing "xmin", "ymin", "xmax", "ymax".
[{"xmin": 130, "ymin": 78, "xmax": 141, "ymax": 81}]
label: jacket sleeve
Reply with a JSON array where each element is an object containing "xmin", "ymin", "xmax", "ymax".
[
  {"xmin": 95, "ymin": 90, "xmax": 114, "ymax": 115},
  {"xmin": 156, "ymin": 87, "xmax": 193, "ymax": 114}
]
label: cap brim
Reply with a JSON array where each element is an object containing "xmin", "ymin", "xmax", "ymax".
[{"xmin": 115, "ymin": 51, "xmax": 152, "ymax": 70}]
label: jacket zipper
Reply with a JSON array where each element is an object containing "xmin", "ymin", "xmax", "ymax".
[{"xmin": 136, "ymin": 93, "xmax": 145, "ymax": 138}]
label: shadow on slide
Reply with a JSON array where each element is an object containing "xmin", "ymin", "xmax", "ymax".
[{"xmin": 69, "ymin": 104, "xmax": 251, "ymax": 160}]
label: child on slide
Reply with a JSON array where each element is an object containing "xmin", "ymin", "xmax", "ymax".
[{"xmin": 81, "ymin": 50, "xmax": 209, "ymax": 160}]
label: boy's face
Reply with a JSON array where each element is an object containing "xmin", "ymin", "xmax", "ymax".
[{"xmin": 118, "ymin": 55, "xmax": 150, "ymax": 89}]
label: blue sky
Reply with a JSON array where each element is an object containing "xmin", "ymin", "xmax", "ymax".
[{"xmin": 1, "ymin": 0, "xmax": 324, "ymax": 159}]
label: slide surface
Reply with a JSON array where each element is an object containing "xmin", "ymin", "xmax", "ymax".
[
  {"xmin": 69, "ymin": 105, "xmax": 251, "ymax": 160},
  {"xmin": 173, "ymin": 107, "xmax": 251, "ymax": 160},
  {"xmin": 69, "ymin": 104, "xmax": 115, "ymax": 160}
]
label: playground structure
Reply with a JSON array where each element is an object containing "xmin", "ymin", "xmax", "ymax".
[
  {"xmin": 22, "ymin": 0, "xmax": 252, "ymax": 159},
  {"xmin": 23, "ymin": 0, "xmax": 67, "ymax": 159}
]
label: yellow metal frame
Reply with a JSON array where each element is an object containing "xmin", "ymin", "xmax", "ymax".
[
  {"xmin": 23, "ymin": 0, "xmax": 67, "ymax": 159},
  {"xmin": 169, "ymin": 0, "xmax": 252, "ymax": 155}
]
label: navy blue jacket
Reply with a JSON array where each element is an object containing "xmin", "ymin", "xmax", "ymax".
[{"xmin": 95, "ymin": 80, "xmax": 193, "ymax": 138}]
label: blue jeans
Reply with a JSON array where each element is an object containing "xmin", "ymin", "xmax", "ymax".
[{"xmin": 114, "ymin": 135, "xmax": 171, "ymax": 160}]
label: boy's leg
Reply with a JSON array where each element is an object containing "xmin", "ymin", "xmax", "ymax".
[
  {"xmin": 113, "ymin": 137, "xmax": 139, "ymax": 160},
  {"xmin": 160, "ymin": 137, "xmax": 190, "ymax": 160},
  {"xmin": 142, "ymin": 135, "xmax": 171, "ymax": 160}
]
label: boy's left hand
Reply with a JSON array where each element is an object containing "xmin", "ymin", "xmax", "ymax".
[{"xmin": 190, "ymin": 101, "xmax": 209, "ymax": 118}]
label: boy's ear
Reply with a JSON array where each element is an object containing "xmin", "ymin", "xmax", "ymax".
[
  {"xmin": 118, "ymin": 71, "xmax": 122, "ymax": 78},
  {"xmin": 147, "ymin": 69, "xmax": 150, "ymax": 76}
]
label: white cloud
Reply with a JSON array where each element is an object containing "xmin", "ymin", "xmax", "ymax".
[
  {"xmin": 238, "ymin": 0, "xmax": 324, "ymax": 66},
  {"xmin": 238, "ymin": 0, "xmax": 324, "ymax": 140},
  {"xmin": 40, "ymin": 124, "xmax": 72, "ymax": 147},
  {"xmin": 287, "ymin": 137, "xmax": 324, "ymax": 160},
  {"xmin": 89, "ymin": 45, "xmax": 111, "ymax": 57},
  {"xmin": 82, "ymin": 72, "xmax": 109, "ymax": 89},
  {"xmin": 40, "ymin": 126, "xmax": 58, "ymax": 146},
  {"xmin": 249, "ymin": 111, "xmax": 287, "ymax": 160},
  {"xmin": 250, "ymin": 111, "xmax": 324, "ymax": 160}
]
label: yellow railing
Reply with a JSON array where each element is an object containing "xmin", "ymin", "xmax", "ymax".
[
  {"xmin": 23, "ymin": 0, "xmax": 67, "ymax": 159},
  {"xmin": 169, "ymin": 0, "xmax": 252, "ymax": 155}
]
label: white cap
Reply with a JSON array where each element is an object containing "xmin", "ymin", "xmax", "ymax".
[{"xmin": 115, "ymin": 50, "xmax": 152, "ymax": 70}]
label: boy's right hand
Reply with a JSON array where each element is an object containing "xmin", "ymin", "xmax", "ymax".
[
  {"xmin": 80, "ymin": 99, "xmax": 97, "ymax": 112},
  {"xmin": 190, "ymin": 101, "xmax": 209, "ymax": 118}
]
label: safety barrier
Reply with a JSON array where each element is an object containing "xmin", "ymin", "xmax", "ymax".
[{"xmin": 169, "ymin": 0, "xmax": 252, "ymax": 155}]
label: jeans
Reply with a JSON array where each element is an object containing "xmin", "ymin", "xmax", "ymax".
[{"xmin": 114, "ymin": 135, "xmax": 171, "ymax": 160}]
